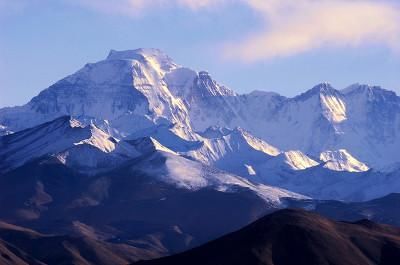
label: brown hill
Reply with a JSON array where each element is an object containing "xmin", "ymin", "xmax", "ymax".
[
  {"xmin": 134, "ymin": 209, "xmax": 400, "ymax": 265},
  {"xmin": 0, "ymin": 221, "xmax": 159, "ymax": 265}
]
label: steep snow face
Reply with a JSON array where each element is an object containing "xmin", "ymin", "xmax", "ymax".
[
  {"xmin": 282, "ymin": 151, "xmax": 320, "ymax": 170},
  {"xmin": 239, "ymin": 129, "xmax": 280, "ymax": 156},
  {"xmin": 319, "ymin": 86, "xmax": 347, "ymax": 123},
  {"xmin": 255, "ymin": 151, "xmax": 319, "ymax": 176},
  {"xmin": 320, "ymin": 149, "xmax": 369, "ymax": 172}
]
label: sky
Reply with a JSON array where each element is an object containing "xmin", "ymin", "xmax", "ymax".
[{"xmin": 0, "ymin": 0, "xmax": 400, "ymax": 107}]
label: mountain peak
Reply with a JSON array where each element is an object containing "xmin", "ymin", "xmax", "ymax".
[
  {"xmin": 310, "ymin": 82, "xmax": 336, "ymax": 94},
  {"xmin": 342, "ymin": 83, "xmax": 398, "ymax": 98},
  {"xmin": 106, "ymin": 48, "xmax": 178, "ymax": 73},
  {"xmin": 295, "ymin": 82, "xmax": 339, "ymax": 101},
  {"xmin": 107, "ymin": 48, "xmax": 168, "ymax": 60},
  {"xmin": 248, "ymin": 90, "xmax": 282, "ymax": 98},
  {"xmin": 320, "ymin": 149, "xmax": 369, "ymax": 172},
  {"xmin": 194, "ymin": 71, "xmax": 236, "ymax": 97}
]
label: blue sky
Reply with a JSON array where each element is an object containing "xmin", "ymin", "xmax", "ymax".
[{"xmin": 1, "ymin": 0, "xmax": 400, "ymax": 107}]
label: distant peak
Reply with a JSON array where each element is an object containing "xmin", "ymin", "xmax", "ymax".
[
  {"xmin": 320, "ymin": 149, "xmax": 369, "ymax": 172},
  {"xmin": 294, "ymin": 82, "xmax": 340, "ymax": 102},
  {"xmin": 106, "ymin": 48, "xmax": 169, "ymax": 60},
  {"xmin": 199, "ymin": 126, "xmax": 233, "ymax": 139},
  {"xmin": 106, "ymin": 48, "xmax": 178, "ymax": 73},
  {"xmin": 311, "ymin": 82, "xmax": 336, "ymax": 93},
  {"xmin": 342, "ymin": 83, "xmax": 396, "ymax": 96},
  {"xmin": 198, "ymin": 71, "xmax": 210, "ymax": 77},
  {"xmin": 248, "ymin": 90, "xmax": 282, "ymax": 98}
]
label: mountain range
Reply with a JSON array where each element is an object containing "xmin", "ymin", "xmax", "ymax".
[
  {"xmin": 1, "ymin": 48, "xmax": 400, "ymax": 264},
  {"xmin": 2, "ymin": 48, "xmax": 400, "ymax": 200}
]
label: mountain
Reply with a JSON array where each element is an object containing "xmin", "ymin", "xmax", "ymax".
[
  {"xmin": 2, "ymin": 49, "xmax": 400, "ymax": 170},
  {"xmin": 0, "ymin": 116, "xmax": 141, "ymax": 174},
  {"xmin": 1, "ymin": 47, "xmax": 400, "ymax": 261},
  {"xmin": 1, "ymin": 48, "xmax": 400, "ymax": 202},
  {"xmin": 259, "ymin": 163, "xmax": 400, "ymax": 201},
  {"xmin": 3, "ymin": 114, "xmax": 387, "ymax": 201},
  {"xmin": 0, "ymin": 125, "xmax": 309, "ymax": 259},
  {"xmin": 134, "ymin": 209, "xmax": 400, "ymax": 265},
  {"xmin": 320, "ymin": 149, "xmax": 369, "ymax": 172},
  {"xmin": 288, "ymin": 193, "xmax": 400, "ymax": 227},
  {"xmin": 0, "ymin": 221, "xmax": 160, "ymax": 265}
]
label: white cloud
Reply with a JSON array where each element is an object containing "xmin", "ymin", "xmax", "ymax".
[
  {"xmin": 224, "ymin": 0, "xmax": 400, "ymax": 62},
  {"xmin": 67, "ymin": 0, "xmax": 400, "ymax": 61}
]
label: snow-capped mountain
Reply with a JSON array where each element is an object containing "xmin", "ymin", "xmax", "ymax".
[
  {"xmin": 1, "ymin": 48, "xmax": 400, "ymax": 202},
  {"xmin": 1, "ymin": 49, "xmax": 399, "ymax": 170},
  {"xmin": 0, "ymin": 49, "xmax": 193, "ymax": 139}
]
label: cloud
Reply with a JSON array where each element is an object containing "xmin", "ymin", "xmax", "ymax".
[
  {"xmin": 223, "ymin": 0, "xmax": 400, "ymax": 62},
  {"xmin": 67, "ymin": 0, "xmax": 400, "ymax": 61}
]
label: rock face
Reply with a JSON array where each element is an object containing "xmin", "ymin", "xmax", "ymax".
[{"xmin": 134, "ymin": 209, "xmax": 400, "ymax": 265}]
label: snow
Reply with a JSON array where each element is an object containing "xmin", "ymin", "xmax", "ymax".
[
  {"xmin": 0, "ymin": 116, "xmax": 140, "ymax": 173},
  {"xmin": 320, "ymin": 149, "xmax": 369, "ymax": 172},
  {"xmin": 132, "ymin": 150, "xmax": 308, "ymax": 205},
  {"xmin": 245, "ymin": 164, "xmax": 257, "ymax": 175},
  {"xmin": 282, "ymin": 151, "xmax": 319, "ymax": 170},
  {"xmin": 320, "ymin": 93, "xmax": 347, "ymax": 123}
]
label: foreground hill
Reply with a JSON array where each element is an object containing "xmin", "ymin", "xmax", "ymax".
[
  {"xmin": 0, "ymin": 221, "xmax": 159, "ymax": 265},
  {"xmin": 303, "ymin": 193, "xmax": 400, "ymax": 226},
  {"xmin": 135, "ymin": 209, "xmax": 400, "ymax": 265}
]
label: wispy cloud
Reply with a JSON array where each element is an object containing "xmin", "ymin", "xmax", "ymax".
[
  {"xmin": 6, "ymin": 0, "xmax": 398, "ymax": 61},
  {"xmin": 224, "ymin": 0, "xmax": 400, "ymax": 62},
  {"xmin": 70, "ymin": 0, "xmax": 400, "ymax": 61}
]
